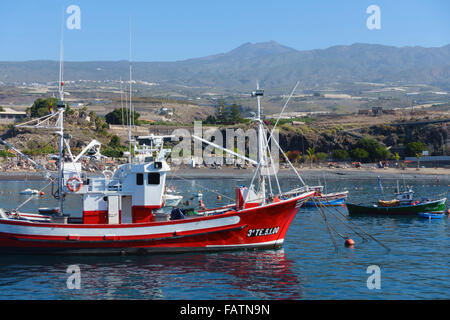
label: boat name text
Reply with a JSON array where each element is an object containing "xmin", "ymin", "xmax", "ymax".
[{"xmin": 247, "ymin": 226, "xmax": 279, "ymax": 237}]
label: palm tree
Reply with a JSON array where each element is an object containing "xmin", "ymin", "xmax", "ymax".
[
  {"xmin": 393, "ymin": 152, "xmax": 400, "ymax": 168},
  {"xmin": 415, "ymin": 152, "xmax": 422, "ymax": 170},
  {"xmin": 306, "ymin": 147, "xmax": 316, "ymax": 168}
]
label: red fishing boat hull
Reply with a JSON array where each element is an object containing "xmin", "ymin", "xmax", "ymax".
[{"xmin": 0, "ymin": 192, "xmax": 313, "ymax": 255}]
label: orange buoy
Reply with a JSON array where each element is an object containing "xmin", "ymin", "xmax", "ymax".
[
  {"xmin": 345, "ymin": 238, "xmax": 355, "ymax": 247},
  {"xmin": 217, "ymin": 195, "xmax": 222, "ymax": 200},
  {"xmin": 447, "ymin": 209, "xmax": 450, "ymax": 215}
]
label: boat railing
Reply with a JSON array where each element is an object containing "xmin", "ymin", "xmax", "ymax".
[{"xmin": 282, "ymin": 186, "xmax": 310, "ymax": 197}]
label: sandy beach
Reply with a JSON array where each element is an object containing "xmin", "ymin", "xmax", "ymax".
[
  {"xmin": 1, "ymin": 166, "xmax": 449, "ymax": 181},
  {"xmin": 168, "ymin": 167, "xmax": 450, "ymax": 181}
]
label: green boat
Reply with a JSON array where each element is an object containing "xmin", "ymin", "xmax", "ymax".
[{"xmin": 347, "ymin": 185, "xmax": 447, "ymax": 216}]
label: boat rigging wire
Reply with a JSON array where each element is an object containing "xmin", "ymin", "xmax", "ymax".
[
  {"xmin": 319, "ymin": 200, "xmax": 391, "ymax": 252},
  {"xmin": 312, "ymin": 198, "xmax": 338, "ymax": 251},
  {"xmin": 170, "ymin": 172, "xmax": 235, "ymax": 203},
  {"xmin": 13, "ymin": 181, "xmax": 53, "ymax": 212}
]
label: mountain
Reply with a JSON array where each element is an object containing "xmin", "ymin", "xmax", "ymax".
[{"xmin": 1, "ymin": 42, "xmax": 449, "ymax": 91}]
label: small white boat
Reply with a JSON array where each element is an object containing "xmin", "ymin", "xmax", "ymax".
[
  {"xmin": 19, "ymin": 189, "xmax": 39, "ymax": 195},
  {"xmin": 163, "ymin": 193, "xmax": 183, "ymax": 207},
  {"xmin": 195, "ymin": 191, "xmax": 203, "ymax": 199}
]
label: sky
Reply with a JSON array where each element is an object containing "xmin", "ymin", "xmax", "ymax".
[{"xmin": 0, "ymin": 0, "xmax": 449, "ymax": 61}]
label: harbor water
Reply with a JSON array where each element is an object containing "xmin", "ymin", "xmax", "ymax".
[{"xmin": 0, "ymin": 177, "xmax": 448, "ymax": 299}]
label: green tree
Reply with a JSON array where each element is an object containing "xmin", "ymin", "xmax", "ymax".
[
  {"xmin": 105, "ymin": 108, "xmax": 140, "ymax": 125},
  {"xmin": 350, "ymin": 148, "xmax": 369, "ymax": 162},
  {"xmin": 0, "ymin": 149, "xmax": 14, "ymax": 159},
  {"xmin": 355, "ymin": 138, "xmax": 390, "ymax": 162},
  {"xmin": 29, "ymin": 97, "xmax": 58, "ymax": 118},
  {"xmin": 88, "ymin": 111, "xmax": 97, "ymax": 121},
  {"xmin": 332, "ymin": 149, "xmax": 349, "ymax": 161},
  {"xmin": 316, "ymin": 152, "xmax": 328, "ymax": 163},
  {"xmin": 228, "ymin": 102, "xmax": 242, "ymax": 123},
  {"xmin": 216, "ymin": 99, "xmax": 227, "ymax": 124},
  {"xmin": 204, "ymin": 115, "xmax": 217, "ymax": 124},
  {"xmin": 405, "ymin": 142, "xmax": 426, "ymax": 157},
  {"xmin": 109, "ymin": 135, "xmax": 121, "ymax": 149}
]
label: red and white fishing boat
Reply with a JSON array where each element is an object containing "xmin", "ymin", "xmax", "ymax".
[{"xmin": 0, "ymin": 43, "xmax": 313, "ymax": 254}]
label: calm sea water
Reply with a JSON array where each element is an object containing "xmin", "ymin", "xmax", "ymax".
[{"xmin": 0, "ymin": 176, "xmax": 448, "ymax": 300}]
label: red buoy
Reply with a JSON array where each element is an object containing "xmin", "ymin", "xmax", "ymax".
[
  {"xmin": 40, "ymin": 191, "xmax": 45, "ymax": 196},
  {"xmin": 345, "ymin": 238, "xmax": 355, "ymax": 247},
  {"xmin": 217, "ymin": 195, "xmax": 222, "ymax": 200},
  {"xmin": 447, "ymin": 209, "xmax": 450, "ymax": 215}
]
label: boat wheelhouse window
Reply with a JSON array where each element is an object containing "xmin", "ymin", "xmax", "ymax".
[
  {"xmin": 136, "ymin": 173, "xmax": 144, "ymax": 185},
  {"xmin": 148, "ymin": 172, "xmax": 160, "ymax": 185}
]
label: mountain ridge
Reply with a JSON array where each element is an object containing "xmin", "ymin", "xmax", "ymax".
[{"xmin": 1, "ymin": 41, "xmax": 449, "ymax": 91}]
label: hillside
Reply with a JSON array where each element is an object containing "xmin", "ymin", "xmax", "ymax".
[{"xmin": 1, "ymin": 42, "xmax": 449, "ymax": 92}]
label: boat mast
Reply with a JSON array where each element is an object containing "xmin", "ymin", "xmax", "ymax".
[
  {"xmin": 254, "ymin": 82, "xmax": 266, "ymax": 203},
  {"xmin": 56, "ymin": 26, "xmax": 66, "ymax": 216}
]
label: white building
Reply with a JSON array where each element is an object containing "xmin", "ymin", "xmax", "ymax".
[{"xmin": 0, "ymin": 108, "xmax": 27, "ymax": 124}]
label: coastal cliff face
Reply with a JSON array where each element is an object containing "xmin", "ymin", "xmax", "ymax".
[
  {"xmin": 276, "ymin": 122, "xmax": 449, "ymax": 156},
  {"xmin": 278, "ymin": 130, "xmax": 357, "ymax": 155},
  {"xmin": 0, "ymin": 116, "xmax": 448, "ymax": 159}
]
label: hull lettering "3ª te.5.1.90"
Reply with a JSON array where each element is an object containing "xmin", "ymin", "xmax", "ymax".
[{"xmin": 247, "ymin": 227, "xmax": 280, "ymax": 237}]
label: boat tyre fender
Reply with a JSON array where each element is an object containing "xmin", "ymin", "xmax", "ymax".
[{"xmin": 66, "ymin": 177, "xmax": 83, "ymax": 192}]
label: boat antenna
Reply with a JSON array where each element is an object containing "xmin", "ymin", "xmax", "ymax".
[
  {"xmin": 120, "ymin": 76, "xmax": 124, "ymax": 128},
  {"xmin": 58, "ymin": 7, "xmax": 64, "ymax": 102},
  {"xmin": 127, "ymin": 17, "xmax": 133, "ymax": 162}
]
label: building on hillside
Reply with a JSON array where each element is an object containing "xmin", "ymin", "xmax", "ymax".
[
  {"xmin": 372, "ymin": 107, "xmax": 383, "ymax": 116},
  {"xmin": 358, "ymin": 109, "xmax": 372, "ymax": 115},
  {"xmin": 383, "ymin": 109, "xmax": 397, "ymax": 115},
  {"xmin": 0, "ymin": 108, "xmax": 27, "ymax": 124}
]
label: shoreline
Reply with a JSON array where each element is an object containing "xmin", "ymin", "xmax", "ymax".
[{"xmin": 1, "ymin": 167, "xmax": 449, "ymax": 181}]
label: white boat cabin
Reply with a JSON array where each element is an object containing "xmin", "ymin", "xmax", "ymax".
[
  {"xmin": 69, "ymin": 160, "xmax": 170, "ymax": 225},
  {"xmin": 395, "ymin": 189, "xmax": 414, "ymax": 204}
]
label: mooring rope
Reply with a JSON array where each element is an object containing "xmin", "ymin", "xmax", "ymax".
[
  {"xmin": 320, "ymin": 199, "xmax": 391, "ymax": 252},
  {"xmin": 316, "ymin": 200, "xmax": 368, "ymax": 242},
  {"xmin": 312, "ymin": 198, "xmax": 338, "ymax": 251}
]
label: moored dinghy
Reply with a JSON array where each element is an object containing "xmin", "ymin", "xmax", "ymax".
[
  {"xmin": 303, "ymin": 186, "xmax": 348, "ymax": 207},
  {"xmin": 418, "ymin": 212, "xmax": 445, "ymax": 219}
]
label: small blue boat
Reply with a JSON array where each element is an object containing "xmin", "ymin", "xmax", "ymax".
[
  {"xmin": 418, "ymin": 212, "xmax": 445, "ymax": 219},
  {"xmin": 303, "ymin": 186, "xmax": 348, "ymax": 207}
]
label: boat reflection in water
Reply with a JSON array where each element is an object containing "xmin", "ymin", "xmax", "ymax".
[{"xmin": 0, "ymin": 250, "xmax": 302, "ymax": 300}]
